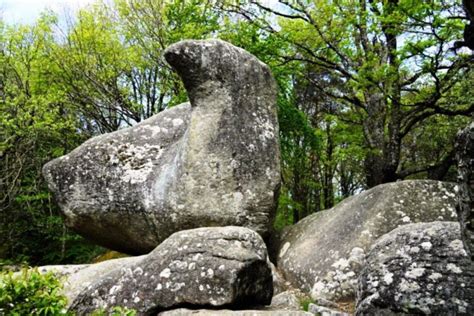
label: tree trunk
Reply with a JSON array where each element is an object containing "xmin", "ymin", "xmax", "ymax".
[{"xmin": 323, "ymin": 122, "xmax": 334, "ymax": 208}]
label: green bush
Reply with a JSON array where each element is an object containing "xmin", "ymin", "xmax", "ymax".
[
  {"xmin": 0, "ymin": 268, "xmax": 70, "ymax": 315},
  {"xmin": 92, "ymin": 306, "xmax": 137, "ymax": 316}
]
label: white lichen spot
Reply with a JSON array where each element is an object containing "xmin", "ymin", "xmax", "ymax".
[
  {"xmin": 446, "ymin": 263, "xmax": 462, "ymax": 274},
  {"xmin": 108, "ymin": 285, "xmax": 121, "ymax": 295},
  {"xmin": 155, "ymin": 283, "xmax": 162, "ymax": 291},
  {"xmin": 420, "ymin": 241, "xmax": 432, "ymax": 251},
  {"xmin": 207, "ymin": 268, "xmax": 214, "ymax": 278},
  {"xmin": 428, "ymin": 273, "xmax": 443, "ymax": 281},
  {"xmin": 399, "ymin": 279, "xmax": 420, "ymax": 293},
  {"xmin": 405, "ymin": 267, "xmax": 425, "ymax": 279},
  {"xmin": 159, "ymin": 268, "xmax": 172, "ymax": 278},
  {"xmin": 449, "ymin": 239, "xmax": 467, "ymax": 255},
  {"xmin": 401, "ymin": 216, "xmax": 411, "ymax": 223},
  {"xmin": 133, "ymin": 297, "xmax": 140, "ymax": 303},
  {"xmin": 133, "ymin": 267, "xmax": 144, "ymax": 275},
  {"xmin": 384, "ymin": 272, "xmax": 394, "ymax": 285}
]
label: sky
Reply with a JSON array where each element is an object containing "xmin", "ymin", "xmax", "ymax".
[
  {"xmin": 1, "ymin": 0, "xmax": 283, "ymax": 25},
  {"xmin": 0, "ymin": 0, "xmax": 96, "ymax": 24}
]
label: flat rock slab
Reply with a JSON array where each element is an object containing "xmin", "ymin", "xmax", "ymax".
[
  {"xmin": 277, "ymin": 180, "xmax": 458, "ymax": 302},
  {"xmin": 69, "ymin": 226, "xmax": 273, "ymax": 315},
  {"xmin": 43, "ymin": 39, "xmax": 280, "ymax": 254},
  {"xmin": 356, "ymin": 221, "xmax": 474, "ymax": 315}
]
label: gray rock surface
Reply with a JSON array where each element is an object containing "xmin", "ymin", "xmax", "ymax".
[
  {"xmin": 43, "ymin": 39, "xmax": 280, "ymax": 254},
  {"xmin": 277, "ymin": 180, "xmax": 458, "ymax": 302},
  {"xmin": 456, "ymin": 122, "xmax": 474, "ymax": 260},
  {"xmin": 158, "ymin": 309, "xmax": 312, "ymax": 316},
  {"xmin": 308, "ymin": 304, "xmax": 350, "ymax": 316},
  {"xmin": 69, "ymin": 226, "xmax": 273, "ymax": 315},
  {"xmin": 356, "ymin": 221, "xmax": 474, "ymax": 315},
  {"xmin": 270, "ymin": 290, "xmax": 302, "ymax": 310},
  {"xmin": 269, "ymin": 262, "xmax": 290, "ymax": 295},
  {"xmin": 38, "ymin": 256, "xmax": 143, "ymax": 306}
]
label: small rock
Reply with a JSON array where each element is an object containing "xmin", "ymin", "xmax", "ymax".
[
  {"xmin": 308, "ymin": 303, "xmax": 350, "ymax": 316},
  {"xmin": 270, "ymin": 290, "xmax": 301, "ymax": 310}
]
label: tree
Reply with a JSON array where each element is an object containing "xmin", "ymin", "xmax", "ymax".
[
  {"xmin": 230, "ymin": 0, "xmax": 474, "ymax": 187},
  {"xmin": 0, "ymin": 14, "xmax": 102, "ymax": 265},
  {"xmin": 51, "ymin": 0, "xmax": 220, "ymax": 134}
]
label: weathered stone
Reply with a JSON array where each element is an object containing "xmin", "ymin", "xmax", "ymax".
[
  {"xmin": 69, "ymin": 226, "xmax": 273, "ymax": 315},
  {"xmin": 308, "ymin": 304, "xmax": 350, "ymax": 316},
  {"xmin": 277, "ymin": 180, "xmax": 458, "ymax": 302},
  {"xmin": 270, "ymin": 290, "xmax": 302, "ymax": 310},
  {"xmin": 269, "ymin": 262, "xmax": 290, "ymax": 295},
  {"xmin": 456, "ymin": 122, "xmax": 474, "ymax": 260},
  {"xmin": 158, "ymin": 309, "xmax": 312, "ymax": 316},
  {"xmin": 356, "ymin": 221, "xmax": 474, "ymax": 315},
  {"xmin": 38, "ymin": 256, "xmax": 142, "ymax": 306},
  {"xmin": 43, "ymin": 39, "xmax": 280, "ymax": 254}
]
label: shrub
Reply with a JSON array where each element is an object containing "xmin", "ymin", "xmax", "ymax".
[
  {"xmin": 92, "ymin": 306, "xmax": 137, "ymax": 316},
  {"xmin": 0, "ymin": 268, "xmax": 70, "ymax": 315}
]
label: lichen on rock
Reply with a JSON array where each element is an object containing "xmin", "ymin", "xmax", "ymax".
[
  {"xmin": 356, "ymin": 221, "xmax": 474, "ymax": 315},
  {"xmin": 69, "ymin": 226, "xmax": 273, "ymax": 315}
]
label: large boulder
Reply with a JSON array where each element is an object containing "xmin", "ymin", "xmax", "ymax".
[
  {"xmin": 456, "ymin": 122, "xmax": 474, "ymax": 260},
  {"xmin": 43, "ymin": 39, "xmax": 280, "ymax": 254},
  {"xmin": 277, "ymin": 180, "xmax": 458, "ymax": 302},
  {"xmin": 69, "ymin": 226, "xmax": 273, "ymax": 315},
  {"xmin": 356, "ymin": 221, "xmax": 474, "ymax": 315}
]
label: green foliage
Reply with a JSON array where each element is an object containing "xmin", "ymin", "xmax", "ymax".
[
  {"xmin": 299, "ymin": 297, "xmax": 314, "ymax": 312},
  {"xmin": 0, "ymin": 268, "xmax": 70, "ymax": 315},
  {"xmin": 92, "ymin": 306, "xmax": 137, "ymax": 316}
]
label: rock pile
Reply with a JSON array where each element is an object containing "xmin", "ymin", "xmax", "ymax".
[{"xmin": 39, "ymin": 39, "xmax": 473, "ymax": 315}]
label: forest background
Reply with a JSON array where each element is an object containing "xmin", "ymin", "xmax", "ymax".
[{"xmin": 0, "ymin": 0, "xmax": 472, "ymax": 266}]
